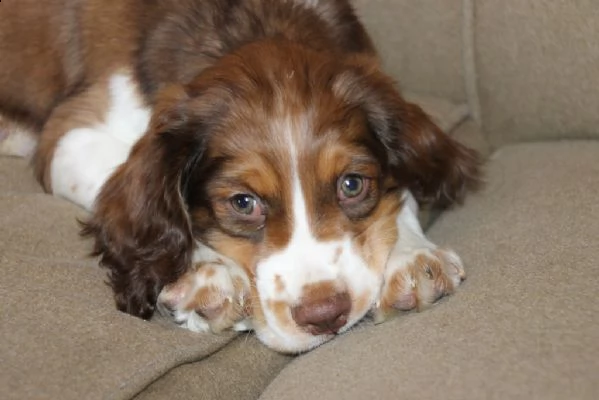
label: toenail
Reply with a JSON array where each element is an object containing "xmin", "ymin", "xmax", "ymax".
[
  {"xmin": 408, "ymin": 275, "xmax": 417, "ymax": 289},
  {"xmin": 424, "ymin": 265, "xmax": 433, "ymax": 279}
]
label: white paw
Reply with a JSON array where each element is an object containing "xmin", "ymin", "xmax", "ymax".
[
  {"xmin": 157, "ymin": 260, "xmax": 252, "ymax": 333},
  {"xmin": 374, "ymin": 247, "xmax": 466, "ymax": 322}
]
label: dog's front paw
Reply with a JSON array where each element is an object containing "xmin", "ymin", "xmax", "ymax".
[
  {"xmin": 374, "ymin": 248, "xmax": 466, "ymax": 323},
  {"xmin": 157, "ymin": 261, "xmax": 251, "ymax": 333}
]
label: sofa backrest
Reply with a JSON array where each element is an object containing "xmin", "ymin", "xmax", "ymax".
[
  {"xmin": 354, "ymin": 0, "xmax": 468, "ymax": 104},
  {"xmin": 353, "ymin": 0, "xmax": 599, "ymax": 147}
]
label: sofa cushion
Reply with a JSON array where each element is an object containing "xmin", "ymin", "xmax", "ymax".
[
  {"xmin": 135, "ymin": 335, "xmax": 292, "ymax": 400},
  {"xmin": 258, "ymin": 141, "xmax": 599, "ymax": 400},
  {"xmin": 403, "ymin": 92, "xmax": 469, "ymax": 134},
  {"xmin": 0, "ymin": 181, "xmax": 239, "ymax": 400},
  {"xmin": 354, "ymin": 0, "xmax": 467, "ymax": 103}
]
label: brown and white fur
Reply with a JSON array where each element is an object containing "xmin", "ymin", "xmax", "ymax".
[{"xmin": 0, "ymin": 0, "xmax": 480, "ymax": 353}]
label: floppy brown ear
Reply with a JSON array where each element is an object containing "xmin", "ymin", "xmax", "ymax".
[
  {"xmin": 335, "ymin": 62, "xmax": 482, "ymax": 207},
  {"xmin": 384, "ymin": 100, "xmax": 482, "ymax": 207},
  {"xmin": 81, "ymin": 86, "xmax": 206, "ymax": 319}
]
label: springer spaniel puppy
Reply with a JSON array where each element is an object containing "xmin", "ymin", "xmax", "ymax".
[{"xmin": 0, "ymin": 0, "xmax": 480, "ymax": 353}]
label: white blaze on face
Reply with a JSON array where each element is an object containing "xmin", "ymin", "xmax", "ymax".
[{"xmin": 253, "ymin": 114, "xmax": 382, "ymax": 353}]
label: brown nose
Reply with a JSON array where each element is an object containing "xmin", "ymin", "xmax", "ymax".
[{"xmin": 291, "ymin": 292, "xmax": 351, "ymax": 335}]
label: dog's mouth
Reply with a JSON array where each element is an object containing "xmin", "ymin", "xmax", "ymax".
[{"xmin": 252, "ymin": 303, "xmax": 373, "ymax": 354}]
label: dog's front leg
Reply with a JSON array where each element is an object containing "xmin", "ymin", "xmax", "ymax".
[
  {"xmin": 374, "ymin": 191, "xmax": 466, "ymax": 323},
  {"xmin": 157, "ymin": 243, "xmax": 252, "ymax": 333}
]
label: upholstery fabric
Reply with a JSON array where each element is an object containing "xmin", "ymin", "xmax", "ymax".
[
  {"xmin": 135, "ymin": 336, "xmax": 292, "ymax": 400},
  {"xmin": 353, "ymin": 0, "xmax": 467, "ymax": 103},
  {"xmin": 357, "ymin": 0, "xmax": 599, "ymax": 145},
  {"xmin": 0, "ymin": 177, "xmax": 238, "ymax": 400},
  {"xmin": 403, "ymin": 92, "xmax": 469, "ymax": 134},
  {"xmin": 474, "ymin": 1, "xmax": 599, "ymax": 144}
]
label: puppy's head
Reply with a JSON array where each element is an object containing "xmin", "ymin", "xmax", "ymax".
[{"xmin": 87, "ymin": 41, "xmax": 480, "ymax": 352}]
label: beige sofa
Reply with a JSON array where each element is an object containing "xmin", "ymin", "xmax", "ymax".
[{"xmin": 2, "ymin": 1, "xmax": 598, "ymax": 399}]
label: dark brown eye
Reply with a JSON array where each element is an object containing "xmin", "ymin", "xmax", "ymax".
[{"xmin": 230, "ymin": 194, "xmax": 260, "ymax": 216}]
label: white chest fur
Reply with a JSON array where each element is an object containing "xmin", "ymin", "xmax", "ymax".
[{"xmin": 50, "ymin": 72, "xmax": 151, "ymax": 210}]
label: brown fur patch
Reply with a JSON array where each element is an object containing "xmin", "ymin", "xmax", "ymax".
[
  {"xmin": 379, "ymin": 270, "xmax": 410, "ymax": 312},
  {"xmin": 415, "ymin": 253, "xmax": 456, "ymax": 298},
  {"xmin": 186, "ymin": 286, "xmax": 223, "ymax": 314},
  {"xmin": 201, "ymin": 231, "xmax": 260, "ymax": 276},
  {"xmin": 355, "ymin": 194, "xmax": 401, "ymax": 273},
  {"xmin": 248, "ymin": 285, "xmax": 265, "ymax": 328},
  {"xmin": 267, "ymin": 299, "xmax": 293, "ymax": 327},
  {"xmin": 353, "ymin": 291, "xmax": 372, "ymax": 317},
  {"xmin": 185, "ymin": 285, "xmax": 247, "ymax": 333},
  {"xmin": 301, "ymin": 281, "xmax": 340, "ymax": 303},
  {"xmin": 200, "ymin": 266, "xmax": 217, "ymax": 279}
]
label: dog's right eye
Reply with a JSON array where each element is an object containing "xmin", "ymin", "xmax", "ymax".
[
  {"xmin": 230, "ymin": 194, "xmax": 265, "ymax": 222},
  {"xmin": 231, "ymin": 194, "xmax": 257, "ymax": 214}
]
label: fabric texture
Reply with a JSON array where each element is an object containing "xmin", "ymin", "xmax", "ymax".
[
  {"xmin": 357, "ymin": 0, "xmax": 599, "ymax": 146},
  {"xmin": 259, "ymin": 141, "xmax": 599, "ymax": 400},
  {"xmin": 474, "ymin": 1, "xmax": 599, "ymax": 145},
  {"xmin": 450, "ymin": 118, "xmax": 492, "ymax": 158},
  {"xmin": 403, "ymin": 92, "xmax": 469, "ymax": 134},
  {"xmin": 0, "ymin": 173, "xmax": 239, "ymax": 400},
  {"xmin": 135, "ymin": 336, "xmax": 292, "ymax": 400},
  {"xmin": 353, "ymin": 0, "xmax": 467, "ymax": 103}
]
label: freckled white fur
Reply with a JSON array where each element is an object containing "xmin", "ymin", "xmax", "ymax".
[
  {"xmin": 50, "ymin": 73, "xmax": 151, "ymax": 210},
  {"xmin": 156, "ymin": 242, "xmax": 252, "ymax": 332},
  {"xmin": 253, "ymin": 114, "xmax": 381, "ymax": 352},
  {"xmin": 383, "ymin": 192, "xmax": 436, "ymax": 286},
  {"xmin": 396, "ymin": 190, "xmax": 436, "ymax": 251},
  {"xmin": 380, "ymin": 191, "xmax": 464, "ymax": 308}
]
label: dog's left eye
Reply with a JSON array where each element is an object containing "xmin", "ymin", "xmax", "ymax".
[
  {"xmin": 338, "ymin": 174, "xmax": 369, "ymax": 203},
  {"xmin": 340, "ymin": 175, "xmax": 363, "ymax": 197}
]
